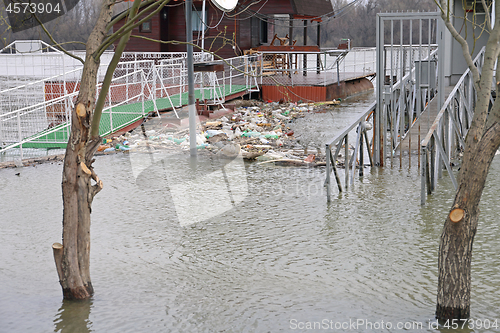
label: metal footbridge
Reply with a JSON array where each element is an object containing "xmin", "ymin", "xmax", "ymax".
[
  {"xmin": 324, "ymin": 12, "xmax": 487, "ymax": 205},
  {"xmin": 0, "ymin": 42, "xmax": 259, "ymax": 158}
]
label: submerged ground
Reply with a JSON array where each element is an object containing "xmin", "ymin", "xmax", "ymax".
[{"xmin": 1, "ymin": 93, "xmax": 499, "ymax": 332}]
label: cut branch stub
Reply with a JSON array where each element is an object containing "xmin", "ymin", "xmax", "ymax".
[
  {"xmin": 80, "ymin": 162, "xmax": 92, "ymax": 176},
  {"xmin": 449, "ymin": 208, "xmax": 465, "ymax": 223},
  {"xmin": 52, "ymin": 242, "xmax": 64, "ymax": 282},
  {"xmin": 76, "ymin": 103, "xmax": 86, "ymax": 118}
]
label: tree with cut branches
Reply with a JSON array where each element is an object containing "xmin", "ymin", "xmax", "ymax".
[
  {"xmin": 435, "ymin": 0, "xmax": 500, "ymax": 320},
  {"xmin": 43, "ymin": 0, "xmax": 243, "ymax": 299},
  {"xmin": 46, "ymin": 0, "xmax": 173, "ymax": 299}
]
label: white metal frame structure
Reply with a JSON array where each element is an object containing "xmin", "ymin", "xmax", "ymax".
[
  {"xmin": 0, "ymin": 49, "xmax": 259, "ymax": 161},
  {"xmin": 420, "ymin": 47, "xmax": 486, "ymax": 205},
  {"xmin": 375, "ymin": 12, "xmax": 445, "ymax": 166}
]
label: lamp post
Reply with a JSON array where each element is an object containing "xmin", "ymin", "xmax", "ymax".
[{"xmin": 186, "ymin": 0, "xmax": 238, "ymax": 157}]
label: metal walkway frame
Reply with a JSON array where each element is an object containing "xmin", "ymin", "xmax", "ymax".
[
  {"xmin": 375, "ymin": 12, "xmax": 445, "ymax": 166},
  {"xmin": 0, "ymin": 53, "xmax": 259, "ymax": 158},
  {"xmin": 324, "ymin": 12, "xmax": 489, "ymax": 205},
  {"xmin": 420, "ymin": 47, "xmax": 485, "ymax": 204}
]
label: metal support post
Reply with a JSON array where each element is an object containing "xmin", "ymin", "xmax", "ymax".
[
  {"xmin": 186, "ymin": 0, "xmax": 197, "ymax": 157},
  {"xmin": 325, "ymin": 144, "xmax": 331, "ymax": 202}
]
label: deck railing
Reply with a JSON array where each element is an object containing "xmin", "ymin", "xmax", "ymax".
[
  {"xmin": 0, "ymin": 53, "xmax": 259, "ymax": 160},
  {"xmin": 0, "ymin": 69, "xmax": 152, "ymax": 157},
  {"xmin": 324, "ymin": 101, "xmax": 376, "ymax": 201},
  {"xmin": 257, "ymin": 47, "xmax": 376, "ymax": 86}
]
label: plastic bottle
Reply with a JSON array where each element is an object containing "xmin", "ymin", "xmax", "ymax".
[
  {"xmin": 173, "ymin": 138, "xmax": 186, "ymax": 144},
  {"xmin": 115, "ymin": 144, "xmax": 130, "ymax": 151}
]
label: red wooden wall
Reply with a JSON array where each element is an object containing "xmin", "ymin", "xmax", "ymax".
[
  {"xmin": 113, "ymin": 10, "xmax": 163, "ymax": 52},
  {"xmin": 114, "ymin": 0, "xmax": 295, "ymax": 58}
]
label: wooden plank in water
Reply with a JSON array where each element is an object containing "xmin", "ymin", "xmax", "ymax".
[{"xmin": 397, "ymin": 86, "xmax": 454, "ymax": 154}]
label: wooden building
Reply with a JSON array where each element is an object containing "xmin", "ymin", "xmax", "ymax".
[{"xmin": 113, "ymin": 0, "xmax": 334, "ymax": 58}]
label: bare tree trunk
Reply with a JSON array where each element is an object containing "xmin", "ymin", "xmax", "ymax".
[
  {"xmin": 52, "ymin": 1, "xmax": 112, "ymax": 300},
  {"xmin": 436, "ymin": 123, "xmax": 500, "ymax": 319},
  {"xmin": 51, "ymin": 0, "xmax": 162, "ymax": 299}
]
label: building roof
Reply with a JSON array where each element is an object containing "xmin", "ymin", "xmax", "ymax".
[{"xmin": 234, "ymin": 0, "xmax": 334, "ymax": 18}]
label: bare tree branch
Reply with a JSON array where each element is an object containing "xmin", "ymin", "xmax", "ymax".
[
  {"xmin": 105, "ymin": 0, "xmax": 158, "ymax": 31},
  {"xmin": 96, "ymin": 0, "xmax": 170, "ymax": 58},
  {"xmin": 91, "ymin": 0, "xmax": 143, "ymax": 137},
  {"xmin": 481, "ymin": 0, "xmax": 492, "ymax": 31},
  {"xmin": 33, "ymin": 15, "xmax": 84, "ymax": 64}
]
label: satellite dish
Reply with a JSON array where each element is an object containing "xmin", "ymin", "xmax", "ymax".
[{"xmin": 211, "ymin": 0, "xmax": 238, "ymax": 12}]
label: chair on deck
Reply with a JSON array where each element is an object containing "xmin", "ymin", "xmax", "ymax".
[{"xmin": 269, "ymin": 34, "xmax": 296, "ymax": 74}]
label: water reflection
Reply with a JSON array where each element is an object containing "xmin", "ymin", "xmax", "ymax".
[{"xmin": 54, "ymin": 299, "xmax": 93, "ymax": 333}]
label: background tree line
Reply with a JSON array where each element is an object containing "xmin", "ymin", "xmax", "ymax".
[
  {"xmin": 0, "ymin": 0, "xmax": 101, "ymax": 49},
  {"xmin": 275, "ymin": 0, "xmax": 437, "ymax": 48},
  {"xmin": 1, "ymin": 0, "xmax": 437, "ymax": 50}
]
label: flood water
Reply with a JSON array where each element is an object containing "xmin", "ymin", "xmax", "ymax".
[{"xmin": 1, "ymin": 92, "xmax": 499, "ymax": 332}]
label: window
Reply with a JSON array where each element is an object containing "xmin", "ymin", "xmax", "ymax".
[
  {"xmin": 139, "ymin": 20, "xmax": 152, "ymax": 33},
  {"xmin": 192, "ymin": 10, "xmax": 207, "ymax": 32},
  {"xmin": 260, "ymin": 20, "xmax": 268, "ymax": 44},
  {"xmin": 251, "ymin": 17, "xmax": 268, "ymax": 47}
]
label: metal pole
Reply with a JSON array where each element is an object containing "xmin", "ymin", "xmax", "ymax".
[
  {"xmin": 316, "ymin": 22, "xmax": 320, "ymax": 74},
  {"xmin": 437, "ymin": 17, "xmax": 445, "ymax": 114},
  {"xmin": 201, "ymin": 0, "xmax": 206, "ymax": 54},
  {"xmin": 344, "ymin": 135, "xmax": 349, "ymax": 189},
  {"xmin": 336, "ymin": 58, "xmax": 340, "ymax": 86},
  {"xmin": 421, "ymin": 146, "xmax": 426, "ymax": 205},
  {"xmin": 325, "ymin": 144, "xmax": 331, "ymax": 202},
  {"xmin": 375, "ymin": 14, "xmax": 384, "ymax": 166},
  {"xmin": 303, "ymin": 20, "xmax": 307, "ymax": 76},
  {"xmin": 186, "ymin": 0, "xmax": 197, "ymax": 156},
  {"xmin": 359, "ymin": 129, "xmax": 364, "ymax": 177}
]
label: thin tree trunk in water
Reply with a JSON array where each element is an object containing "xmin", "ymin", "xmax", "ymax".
[
  {"xmin": 435, "ymin": 0, "xmax": 500, "ymax": 320},
  {"xmin": 53, "ymin": 1, "xmax": 112, "ymax": 299},
  {"xmin": 436, "ymin": 123, "xmax": 500, "ymax": 319}
]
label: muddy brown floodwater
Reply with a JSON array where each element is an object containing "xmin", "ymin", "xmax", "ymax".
[{"xmin": 1, "ymin": 92, "xmax": 499, "ymax": 332}]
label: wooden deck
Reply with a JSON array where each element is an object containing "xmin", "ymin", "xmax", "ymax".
[
  {"xmin": 260, "ymin": 71, "xmax": 376, "ymax": 87},
  {"xmin": 259, "ymin": 71, "xmax": 375, "ymax": 102}
]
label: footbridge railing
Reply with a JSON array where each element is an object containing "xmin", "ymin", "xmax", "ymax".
[
  {"xmin": 324, "ymin": 101, "xmax": 375, "ymax": 201},
  {"xmin": 0, "ymin": 69, "xmax": 153, "ymax": 155},
  {"xmin": 420, "ymin": 47, "xmax": 485, "ymax": 205},
  {"xmin": 0, "ymin": 53, "xmax": 260, "ymax": 160},
  {"xmin": 324, "ymin": 44, "xmax": 486, "ymax": 204}
]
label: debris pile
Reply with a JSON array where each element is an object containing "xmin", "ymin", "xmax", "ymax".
[{"xmin": 97, "ymin": 100, "xmax": 343, "ymax": 166}]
